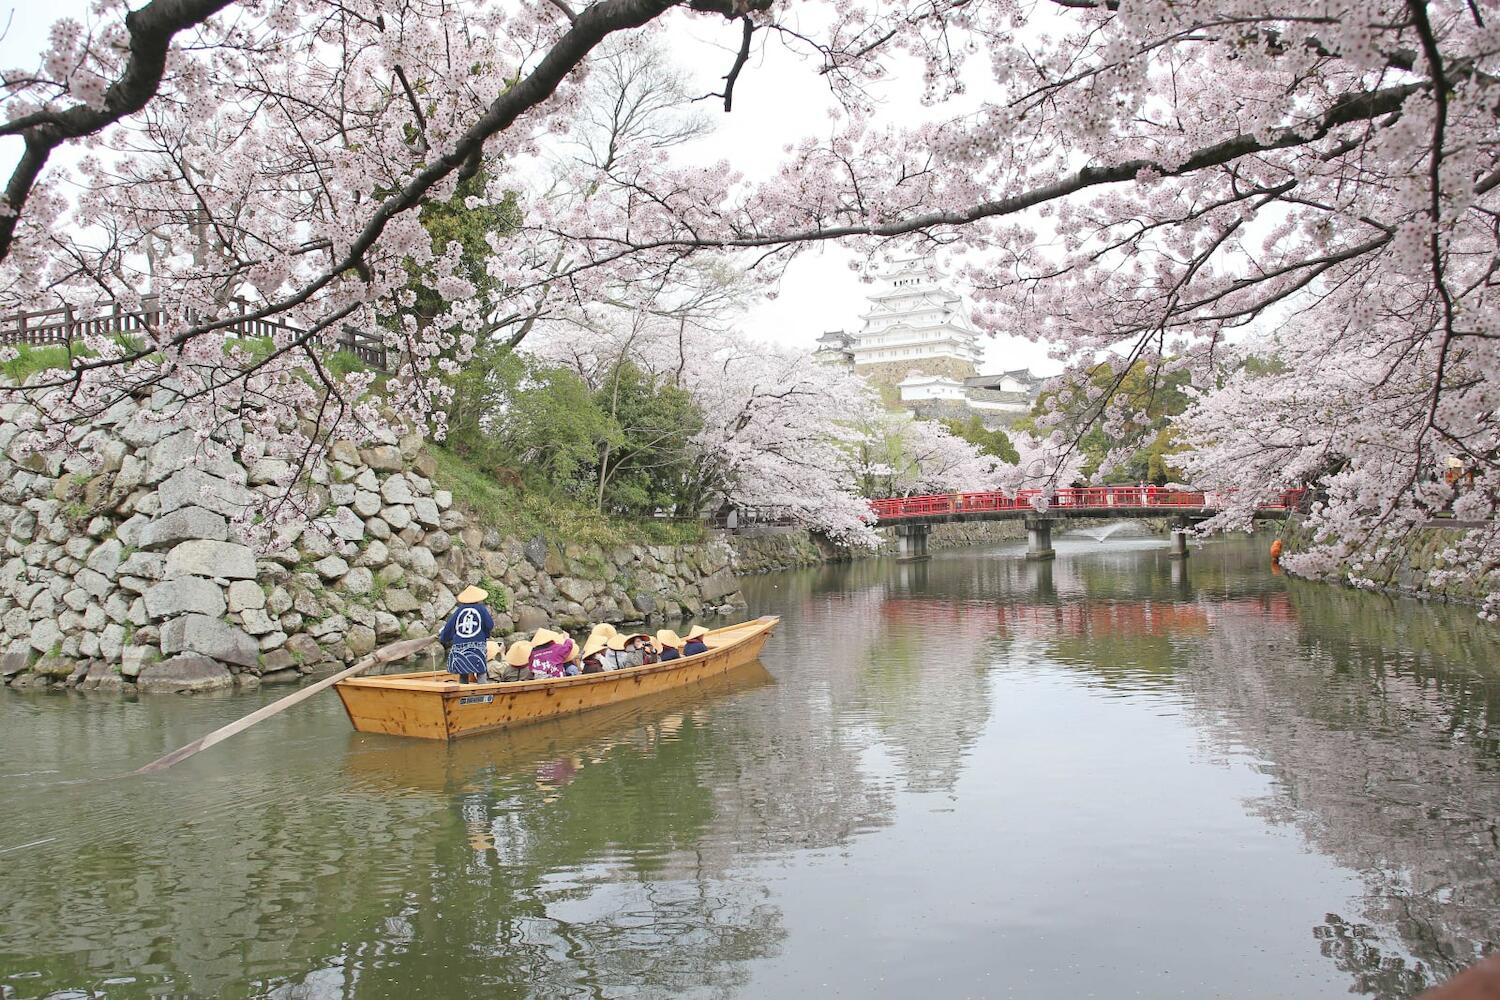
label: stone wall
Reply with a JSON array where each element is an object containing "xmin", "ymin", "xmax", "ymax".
[
  {"xmin": 926, "ymin": 520, "xmax": 1027, "ymax": 550},
  {"xmin": 1281, "ymin": 519, "xmax": 1500, "ymax": 608},
  {"xmin": 0, "ymin": 387, "xmax": 744, "ymax": 694},
  {"xmin": 724, "ymin": 530, "xmax": 854, "ymax": 576},
  {"xmin": 854, "ymin": 357, "xmax": 977, "ymax": 386}
]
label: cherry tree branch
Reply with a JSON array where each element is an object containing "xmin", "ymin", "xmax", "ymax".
[
  {"xmin": 536, "ymin": 77, "xmax": 1427, "ymax": 275},
  {"xmin": 0, "ymin": 0, "xmax": 237, "ymax": 259}
]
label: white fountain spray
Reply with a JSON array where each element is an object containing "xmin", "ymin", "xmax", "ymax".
[{"xmin": 1071, "ymin": 521, "xmax": 1138, "ymax": 543}]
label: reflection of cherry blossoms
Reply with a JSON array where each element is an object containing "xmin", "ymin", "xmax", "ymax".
[{"xmin": 1177, "ymin": 586, "xmax": 1500, "ymax": 996}]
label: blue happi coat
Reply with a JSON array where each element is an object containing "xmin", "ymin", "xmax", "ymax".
[{"xmin": 439, "ymin": 602, "xmax": 494, "ymax": 675}]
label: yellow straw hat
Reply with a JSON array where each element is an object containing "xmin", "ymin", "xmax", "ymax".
[
  {"xmin": 532, "ymin": 628, "xmax": 564, "ymax": 647},
  {"xmin": 486, "ymin": 640, "xmax": 501, "ymax": 661},
  {"xmin": 504, "ymin": 640, "xmax": 533, "ymax": 667},
  {"xmin": 606, "ymin": 632, "xmax": 630, "ymax": 651},
  {"xmin": 582, "ymin": 633, "xmax": 609, "ymax": 659},
  {"xmin": 686, "ymin": 625, "xmax": 710, "ymax": 640},
  {"xmin": 589, "ymin": 622, "xmax": 619, "ymax": 639},
  {"xmin": 457, "ymin": 585, "xmax": 488, "ymax": 604},
  {"xmin": 655, "ymin": 628, "xmax": 684, "ymax": 651}
]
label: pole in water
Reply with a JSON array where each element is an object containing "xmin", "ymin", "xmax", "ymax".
[{"xmin": 134, "ymin": 633, "xmax": 436, "ymax": 775}]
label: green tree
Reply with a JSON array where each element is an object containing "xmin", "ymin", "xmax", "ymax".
[
  {"xmin": 593, "ymin": 361, "xmax": 703, "ymax": 516},
  {"xmin": 1018, "ymin": 360, "xmax": 1191, "ymax": 483},
  {"xmin": 448, "ymin": 348, "xmax": 617, "ymax": 498},
  {"xmin": 444, "ymin": 349, "xmax": 705, "ymax": 517},
  {"xmin": 940, "ymin": 414, "xmax": 1019, "ymax": 464},
  {"xmin": 388, "ymin": 170, "xmax": 522, "ymax": 341}
]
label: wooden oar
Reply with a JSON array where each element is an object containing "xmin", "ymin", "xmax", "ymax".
[{"xmin": 135, "ymin": 633, "xmax": 439, "ymax": 774}]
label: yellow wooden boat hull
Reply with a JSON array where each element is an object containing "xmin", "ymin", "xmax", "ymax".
[
  {"xmin": 334, "ymin": 616, "xmax": 780, "ymax": 740},
  {"xmin": 342, "ymin": 661, "xmax": 775, "ymax": 792}
]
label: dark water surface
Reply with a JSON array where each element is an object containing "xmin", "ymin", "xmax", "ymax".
[{"xmin": 2, "ymin": 534, "xmax": 1498, "ymax": 999}]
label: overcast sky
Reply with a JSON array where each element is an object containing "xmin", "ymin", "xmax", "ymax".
[{"xmin": 0, "ymin": 1, "xmax": 1059, "ymax": 374}]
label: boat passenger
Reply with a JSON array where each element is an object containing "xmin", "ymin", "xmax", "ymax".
[
  {"xmin": 683, "ymin": 625, "xmax": 710, "ymax": 657},
  {"xmin": 528, "ymin": 628, "xmax": 576, "ymax": 679},
  {"xmin": 580, "ymin": 634, "xmax": 609, "ymax": 674},
  {"xmin": 607, "ymin": 632, "xmax": 649, "ymax": 669},
  {"xmin": 655, "ymin": 628, "xmax": 685, "ymax": 662},
  {"xmin": 632, "ymin": 633, "xmax": 659, "ymax": 665},
  {"xmin": 603, "ymin": 632, "xmax": 631, "ymax": 670},
  {"xmin": 439, "ymin": 585, "xmax": 494, "ymax": 685},
  {"xmin": 587, "ymin": 623, "xmax": 617, "ymax": 665},
  {"xmin": 500, "ymin": 640, "xmax": 534, "ymax": 682}
]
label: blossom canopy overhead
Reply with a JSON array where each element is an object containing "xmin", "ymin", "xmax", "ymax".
[{"xmin": 0, "ymin": 0, "xmax": 1495, "ymax": 607}]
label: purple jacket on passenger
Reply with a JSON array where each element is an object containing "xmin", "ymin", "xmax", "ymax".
[{"xmin": 528, "ymin": 639, "xmax": 576, "ymax": 679}]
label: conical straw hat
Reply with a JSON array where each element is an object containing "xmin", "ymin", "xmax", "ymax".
[
  {"xmin": 582, "ymin": 633, "xmax": 609, "ymax": 658},
  {"xmin": 504, "ymin": 641, "xmax": 533, "ymax": 667},
  {"xmin": 457, "ymin": 585, "xmax": 488, "ymax": 604},
  {"xmin": 654, "ymin": 629, "xmax": 683, "ymax": 651}
]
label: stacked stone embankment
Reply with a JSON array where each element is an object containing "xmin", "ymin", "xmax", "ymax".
[
  {"xmin": 1281, "ymin": 518, "xmax": 1500, "ymax": 608},
  {"xmin": 724, "ymin": 530, "xmax": 855, "ymax": 575},
  {"xmin": 0, "ymin": 386, "xmax": 744, "ymax": 694}
]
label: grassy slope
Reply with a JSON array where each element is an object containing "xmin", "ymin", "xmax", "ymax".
[{"xmin": 429, "ymin": 446, "xmax": 704, "ymax": 549}]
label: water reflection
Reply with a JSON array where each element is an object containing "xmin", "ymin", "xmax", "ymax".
[
  {"xmin": 741, "ymin": 536, "xmax": 1500, "ymax": 997},
  {"xmin": 0, "ymin": 536, "xmax": 1496, "ymax": 998},
  {"xmin": 1182, "ymin": 582, "xmax": 1500, "ymax": 991}
]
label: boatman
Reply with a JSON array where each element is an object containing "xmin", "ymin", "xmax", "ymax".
[{"xmin": 439, "ymin": 584, "xmax": 495, "ymax": 685}]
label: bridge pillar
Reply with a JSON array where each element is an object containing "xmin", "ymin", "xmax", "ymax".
[
  {"xmin": 1168, "ymin": 517, "xmax": 1191, "ymax": 560},
  {"xmin": 1024, "ymin": 517, "xmax": 1056, "ymax": 561},
  {"xmin": 894, "ymin": 523, "xmax": 931, "ymax": 562}
]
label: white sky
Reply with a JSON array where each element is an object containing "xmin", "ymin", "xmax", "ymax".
[{"xmin": 0, "ymin": 1, "xmax": 1059, "ymax": 375}]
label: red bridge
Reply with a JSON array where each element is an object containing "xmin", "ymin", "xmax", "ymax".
[{"xmin": 869, "ymin": 487, "xmax": 1305, "ymax": 561}]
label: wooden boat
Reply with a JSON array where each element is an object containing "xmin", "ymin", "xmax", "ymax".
[
  {"xmin": 334, "ymin": 616, "xmax": 780, "ymax": 740},
  {"xmin": 342, "ymin": 661, "xmax": 775, "ymax": 792}
]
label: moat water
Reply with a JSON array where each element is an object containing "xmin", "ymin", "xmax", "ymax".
[{"xmin": 2, "ymin": 535, "xmax": 1498, "ymax": 998}]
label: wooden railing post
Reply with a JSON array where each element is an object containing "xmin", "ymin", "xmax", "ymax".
[{"xmin": 0, "ymin": 296, "xmax": 378, "ymax": 375}]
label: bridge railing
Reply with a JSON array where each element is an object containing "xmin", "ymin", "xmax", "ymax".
[
  {"xmin": 869, "ymin": 487, "xmax": 1306, "ymax": 521},
  {"xmin": 0, "ymin": 297, "xmax": 389, "ymax": 371}
]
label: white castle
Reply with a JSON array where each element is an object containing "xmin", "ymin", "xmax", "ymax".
[{"xmin": 814, "ymin": 256, "xmax": 1041, "ymax": 424}]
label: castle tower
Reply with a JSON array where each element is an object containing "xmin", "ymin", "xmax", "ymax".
[{"xmin": 849, "ymin": 257, "xmax": 982, "ymax": 386}]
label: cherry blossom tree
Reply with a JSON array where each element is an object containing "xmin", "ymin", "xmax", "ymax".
[
  {"xmin": 530, "ymin": 310, "xmax": 889, "ymax": 543},
  {"xmin": 843, "ymin": 407, "xmax": 1008, "ymax": 500},
  {"xmin": 0, "ymin": 0, "xmax": 1494, "ymax": 591}
]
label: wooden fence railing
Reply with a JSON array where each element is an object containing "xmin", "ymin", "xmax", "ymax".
[{"xmin": 0, "ymin": 297, "xmax": 388, "ymax": 370}]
